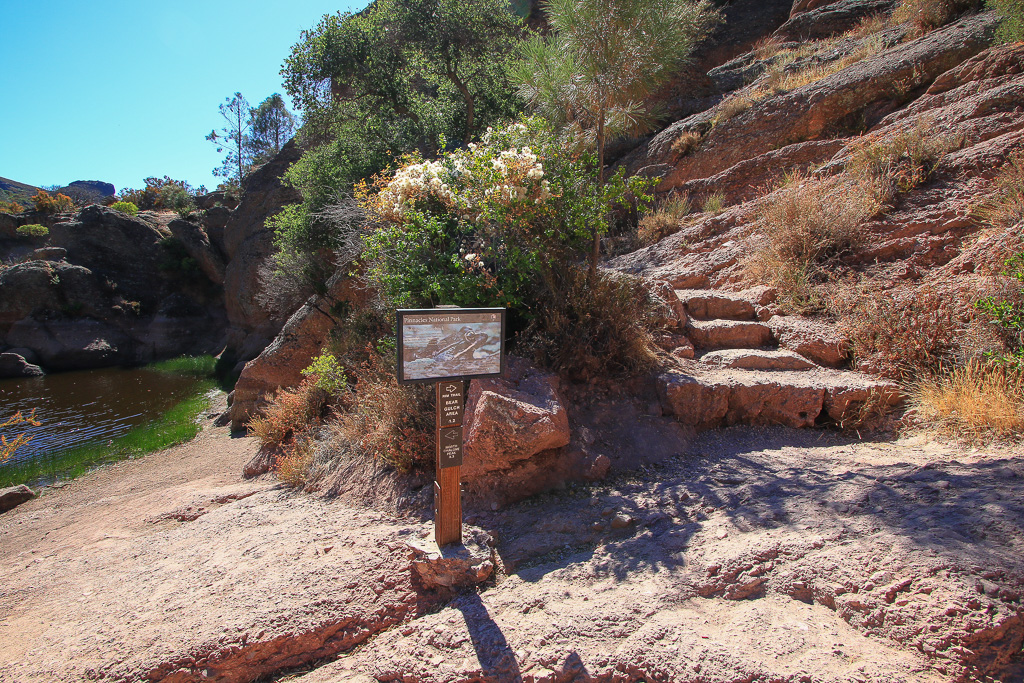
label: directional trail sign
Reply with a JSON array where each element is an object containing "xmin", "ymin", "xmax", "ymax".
[{"xmin": 398, "ymin": 307, "xmax": 506, "ymax": 547}]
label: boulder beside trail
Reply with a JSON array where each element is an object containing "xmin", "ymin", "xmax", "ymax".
[
  {"xmin": 461, "ymin": 357, "xmax": 610, "ymax": 509},
  {"xmin": 0, "ymin": 485, "xmax": 35, "ymax": 513},
  {"xmin": 229, "ymin": 273, "xmax": 367, "ymax": 431}
]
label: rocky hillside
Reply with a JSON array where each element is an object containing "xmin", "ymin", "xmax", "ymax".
[{"xmin": 0, "ymin": 205, "xmax": 227, "ymax": 373}]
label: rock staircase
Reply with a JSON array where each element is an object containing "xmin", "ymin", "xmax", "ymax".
[{"xmin": 656, "ymin": 289, "xmax": 901, "ymax": 430}]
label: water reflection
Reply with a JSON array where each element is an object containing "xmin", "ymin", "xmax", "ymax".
[{"xmin": 0, "ymin": 367, "xmax": 200, "ymax": 465}]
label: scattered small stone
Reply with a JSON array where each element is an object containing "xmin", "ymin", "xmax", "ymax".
[{"xmin": 610, "ymin": 514, "xmax": 634, "ymax": 529}]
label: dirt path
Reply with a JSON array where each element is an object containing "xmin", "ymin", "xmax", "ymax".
[{"xmin": 1, "ymin": 402, "xmax": 1022, "ymax": 682}]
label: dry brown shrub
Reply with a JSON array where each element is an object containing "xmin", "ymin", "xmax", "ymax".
[
  {"xmin": 846, "ymin": 123, "xmax": 963, "ymax": 205},
  {"xmin": 638, "ymin": 193, "xmax": 692, "ymax": 245},
  {"xmin": 520, "ymin": 267, "xmax": 657, "ymax": 381},
  {"xmin": 326, "ymin": 347, "xmax": 434, "ymax": 473},
  {"xmin": 974, "ymin": 152, "xmax": 1024, "ymax": 229},
  {"xmin": 832, "ymin": 282, "xmax": 1005, "ymax": 378},
  {"xmin": 248, "ymin": 378, "xmax": 327, "ymax": 446},
  {"xmin": 910, "ymin": 361, "xmax": 1024, "ymax": 441},
  {"xmin": 275, "ymin": 437, "xmax": 316, "ymax": 487},
  {"xmin": 746, "ymin": 172, "xmax": 878, "ymax": 310}
]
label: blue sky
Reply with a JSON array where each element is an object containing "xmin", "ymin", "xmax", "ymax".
[{"xmin": 0, "ymin": 0, "xmax": 367, "ymax": 194}]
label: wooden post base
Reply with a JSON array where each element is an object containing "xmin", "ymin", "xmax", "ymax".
[{"xmin": 434, "ymin": 465, "xmax": 462, "ymax": 546}]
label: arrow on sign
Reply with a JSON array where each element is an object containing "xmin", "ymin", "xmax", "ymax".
[{"xmin": 444, "ymin": 384, "xmax": 458, "ymax": 393}]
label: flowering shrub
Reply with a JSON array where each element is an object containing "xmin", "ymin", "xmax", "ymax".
[{"xmin": 359, "ymin": 116, "xmax": 651, "ymax": 313}]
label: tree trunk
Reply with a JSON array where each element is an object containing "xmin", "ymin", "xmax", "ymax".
[
  {"xmin": 447, "ymin": 69, "xmax": 475, "ymax": 144},
  {"xmin": 589, "ymin": 112, "xmax": 606, "ymax": 281}
]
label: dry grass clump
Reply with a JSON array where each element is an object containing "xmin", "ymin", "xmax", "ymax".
[
  {"xmin": 671, "ymin": 130, "xmax": 703, "ymax": 157},
  {"xmin": 521, "ymin": 267, "xmax": 658, "ymax": 381},
  {"xmin": 891, "ymin": 0, "xmax": 982, "ymax": 31},
  {"xmin": 276, "ymin": 437, "xmax": 316, "ymax": 488},
  {"xmin": 638, "ymin": 193, "xmax": 693, "ymax": 245},
  {"xmin": 746, "ymin": 172, "xmax": 878, "ymax": 310},
  {"xmin": 713, "ymin": 95, "xmax": 753, "ymax": 124},
  {"xmin": 910, "ymin": 361, "xmax": 1024, "ymax": 440},
  {"xmin": 847, "ymin": 123, "xmax": 963, "ymax": 204},
  {"xmin": 701, "ymin": 192, "xmax": 726, "ymax": 214},
  {"xmin": 974, "ymin": 152, "xmax": 1024, "ymax": 229}
]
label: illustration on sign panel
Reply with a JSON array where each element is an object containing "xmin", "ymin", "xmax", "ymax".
[{"xmin": 397, "ymin": 308, "xmax": 505, "ymax": 382}]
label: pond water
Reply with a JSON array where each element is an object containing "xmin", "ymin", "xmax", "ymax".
[{"xmin": 0, "ymin": 367, "xmax": 202, "ymax": 467}]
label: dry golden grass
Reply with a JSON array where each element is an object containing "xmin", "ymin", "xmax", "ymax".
[
  {"xmin": 713, "ymin": 95, "xmax": 753, "ymax": 125},
  {"xmin": 846, "ymin": 122, "xmax": 963, "ymax": 204},
  {"xmin": 974, "ymin": 152, "xmax": 1024, "ymax": 229},
  {"xmin": 891, "ymin": 0, "xmax": 981, "ymax": 31},
  {"xmin": 746, "ymin": 172, "xmax": 881, "ymax": 311},
  {"xmin": 638, "ymin": 193, "xmax": 693, "ymax": 245},
  {"xmin": 911, "ymin": 361, "xmax": 1024, "ymax": 441},
  {"xmin": 275, "ymin": 437, "xmax": 316, "ymax": 488},
  {"xmin": 701, "ymin": 192, "xmax": 726, "ymax": 214},
  {"xmin": 671, "ymin": 130, "xmax": 703, "ymax": 157}
]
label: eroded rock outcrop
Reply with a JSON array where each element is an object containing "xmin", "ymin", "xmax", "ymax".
[
  {"xmin": 229, "ymin": 272, "xmax": 367, "ymax": 430},
  {"xmin": 621, "ymin": 12, "xmax": 999, "ymax": 195},
  {"xmin": 0, "ymin": 206, "xmax": 227, "ymax": 370},
  {"xmin": 223, "ymin": 140, "xmax": 303, "ymax": 362}
]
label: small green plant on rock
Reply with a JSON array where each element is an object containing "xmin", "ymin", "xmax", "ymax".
[
  {"xmin": 110, "ymin": 201, "xmax": 138, "ymax": 216},
  {"xmin": 16, "ymin": 224, "xmax": 48, "ymax": 238}
]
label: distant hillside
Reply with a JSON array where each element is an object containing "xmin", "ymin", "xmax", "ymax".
[
  {"xmin": 0, "ymin": 177, "xmax": 116, "ymax": 207},
  {"xmin": 59, "ymin": 180, "xmax": 116, "ymax": 204},
  {"xmin": 0, "ymin": 176, "xmax": 41, "ymax": 206}
]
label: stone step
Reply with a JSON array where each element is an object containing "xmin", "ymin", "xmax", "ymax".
[
  {"xmin": 675, "ymin": 289, "xmax": 757, "ymax": 321},
  {"xmin": 657, "ymin": 362, "xmax": 902, "ymax": 430},
  {"xmin": 699, "ymin": 348, "xmax": 817, "ymax": 371},
  {"xmin": 687, "ymin": 319, "xmax": 771, "ymax": 350}
]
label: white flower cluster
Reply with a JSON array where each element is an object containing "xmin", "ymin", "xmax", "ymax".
[
  {"xmin": 379, "ymin": 159, "xmax": 456, "ymax": 219},
  {"xmin": 485, "ymin": 147, "xmax": 551, "ymax": 204},
  {"xmin": 375, "ymin": 121, "xmax": 555, "ymax": 223}
]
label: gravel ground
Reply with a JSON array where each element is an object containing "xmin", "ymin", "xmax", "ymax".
[{"xmin": 1, "ymin": 398, "xmax": 1021, "ymax": 683}]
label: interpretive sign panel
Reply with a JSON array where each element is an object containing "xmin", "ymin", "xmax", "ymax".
[
  {"xmin": 438, "ymin": 425, "xmax": 464, "ymax": 468},
  {"xmin": 397, "ymin": 308, "xmax": 506, "ymax": 384}
]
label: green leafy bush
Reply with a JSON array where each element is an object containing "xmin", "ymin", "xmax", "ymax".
[
  {"xmin": 302, "ymin": 352, "xmax": 348, "ymax": 394},
  {"xmin": 110, "ymin": 201, "xmax": 138, "ymax": 216},
  {"xmin": 16, "ymin": 224, "xmax": 48, "ymax": 238},
  {"xmin": 976, "ymin": 254, "xmax": 1024, "ymax": 369}
]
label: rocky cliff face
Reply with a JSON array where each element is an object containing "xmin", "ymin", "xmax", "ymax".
[
  {"xmin": 0, "ymin": 206, "xmax": 226, "ymax": 373},
  {"xmin": 222, "ymin": 140, "xmax": 304, "ymax": 363}
]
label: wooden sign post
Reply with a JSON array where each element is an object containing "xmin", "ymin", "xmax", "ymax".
[
  {"xmin": 435, "ymin": 380, "xmax": 464, "ymax": 546},
  {"xmin": 396, "ymin": 307, "xmax": 506, "ymax": 547}
]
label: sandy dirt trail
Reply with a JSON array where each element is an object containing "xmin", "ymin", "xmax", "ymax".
[{"xmin": 1, "ymin": 395, "xmax": 1022, "ymax": 682}]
